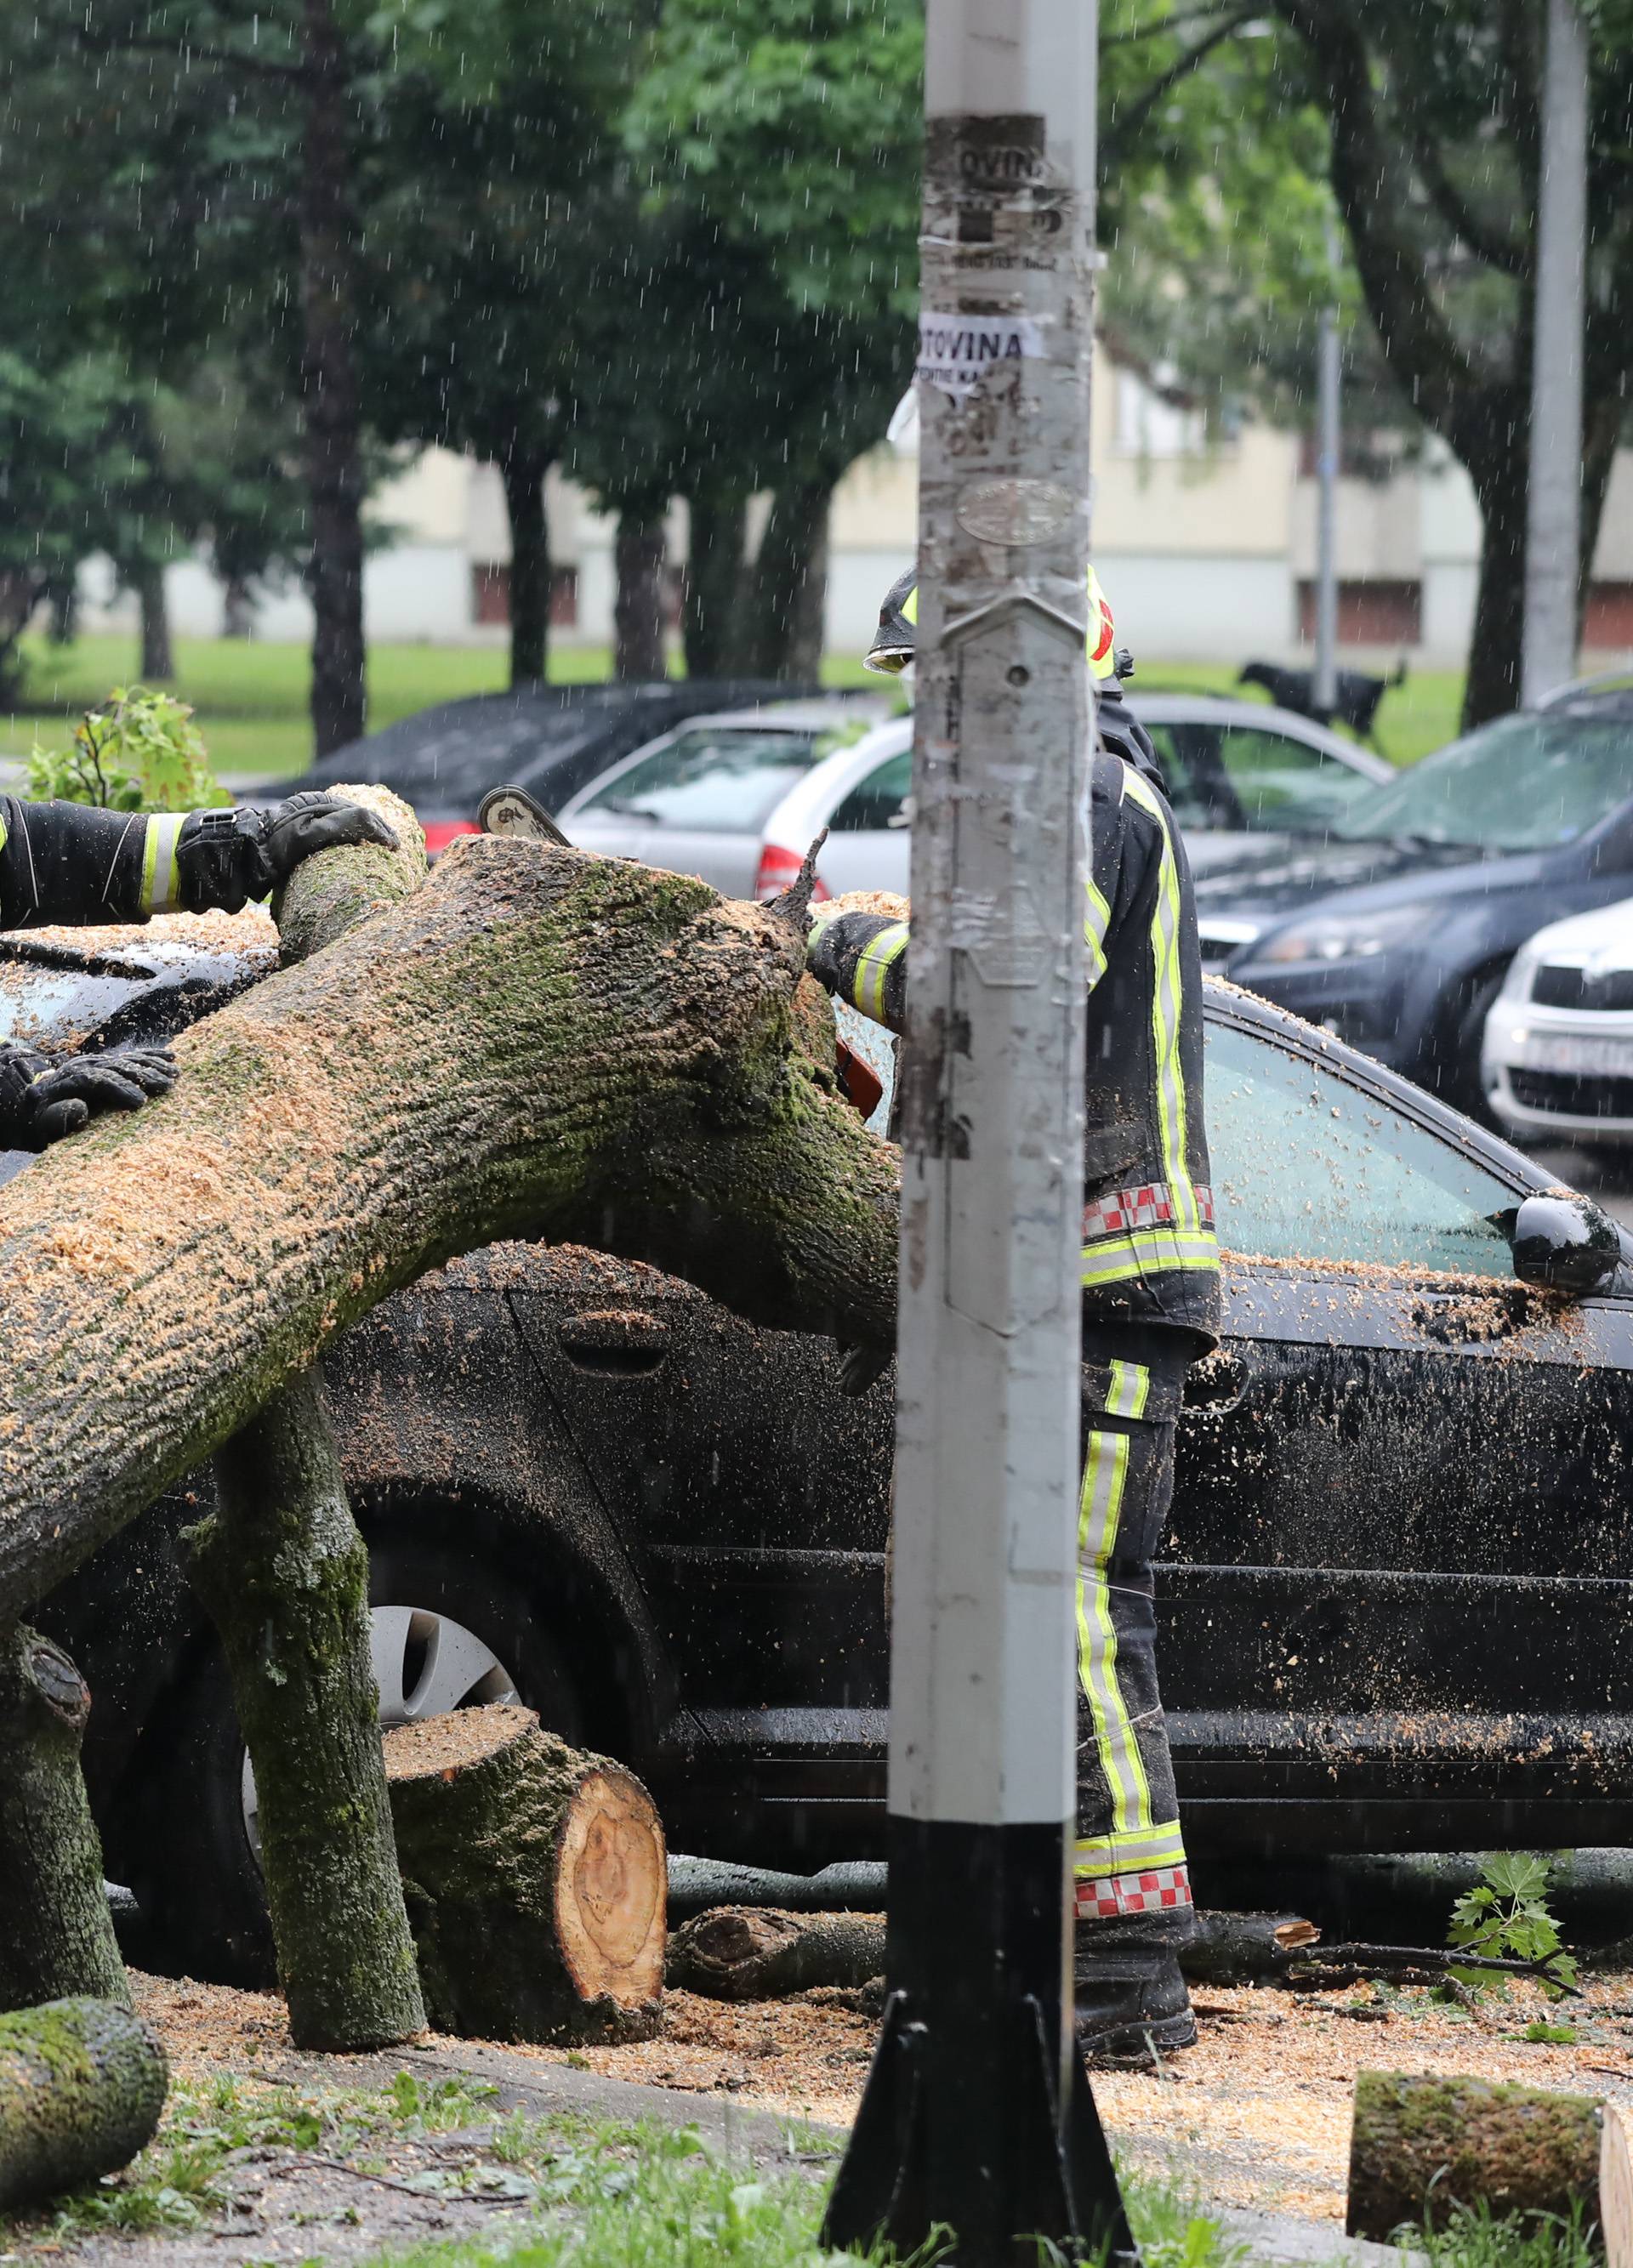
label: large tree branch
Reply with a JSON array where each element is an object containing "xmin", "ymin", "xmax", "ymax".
[
  {"xmin": 1101, "ymin": 11, "xmax": 1260, "ymax": 165},
  {"xmin": 1408, "ymin": 129, "xmax": 1529, "ymax": 280},
  {"xmin": 1271, "ymin": 0, "xmax": 1486, "ymax": 430},
  {"xmin": 0, "ymin": 831, "xmax": 898, "ymax": 1618}
]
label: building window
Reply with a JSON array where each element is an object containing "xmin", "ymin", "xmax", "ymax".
[
  {"xmin": 1296, "ymin": 579, "xmax": 1422, "ymax": 647},
  {"xmin": 470, "ymin": 564, "xmax": 579, "ymax": 628}
]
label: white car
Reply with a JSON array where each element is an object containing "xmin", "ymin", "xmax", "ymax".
[
  {"xmin": 1484, "ymin": 900, "xmax": 1633, "ymax": 1149},
  {"xmin": 754, "ymin": 693, "xmax": 1394, "ymax": 901},
  {"xmin": 555, "ymin": 696, "xmax": 895, "ymax": 897}
]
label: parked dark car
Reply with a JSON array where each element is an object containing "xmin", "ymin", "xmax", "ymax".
[
  {"xmin": 278, "ymin": 679, "xmax": 818, "ymax": 853},
  {"xmin": 1201, "ymin": 676, "xmax": 1633, "ymax": 1118},
  {"xmin": 13, "ymin": 924, "xmax": 1633, "ymax": 1983}
]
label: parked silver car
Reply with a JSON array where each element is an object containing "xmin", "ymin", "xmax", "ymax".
[{"xmin": 556, "ymin": 696, "xmax": 895, "ymax": 896}]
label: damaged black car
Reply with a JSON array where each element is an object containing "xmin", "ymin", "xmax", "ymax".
[{"xmin": 9, "ymin": 920, "xmax": 1633, "ymax": 1983}]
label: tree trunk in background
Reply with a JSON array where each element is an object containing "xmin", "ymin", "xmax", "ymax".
[
  {"xmin": 683, "ymin": 492, "xmax": 749, "ymax": 679},
  {"xmin": 0, "ymin": 818, "xmax": 898, "ymax": 1619},
  {"xmin": 614, "ymin": 514, "xmax": 668, "ymax": 680},
  {"xmin": 0, "ymin": 1626, "xmax": 128, "ymax": 2012},
  {"xmin": 502, "ymin": 449, "xmax": 555, "ymax": 689},
  {"xmin": 746, "ymin": 478, "xmax": 834, "ymax": 683},
  {"xmin": 299, "ymin": 0, "xmax": 367, "ymax": 757},
  {"xmin": 1459, "ymin": 399, "xmax": 1531, "ymax": 730},
  {"xmin": 221, "ymin": 577, "xmax": 254, "ymax": 640},
  {"xmin": 133, "ymin": 562, "xmax": 174, "ymax": 682},
  {"xmin": 190, "ymin": 1370, "xmax": 425, "ymax": 2052},
  {"xmin": 0, "ymin": 1998, "xmax": 168, "ymax": 2210}
]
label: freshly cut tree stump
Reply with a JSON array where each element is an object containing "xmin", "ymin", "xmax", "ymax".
[
  {"xmin": 1347, "ymin": 2070, "xmax": 1602, "ymax": 2238},
  {"xmin": 1179, "ymin": 1912, "xmax": 1320, "ymax": 1987},
  {"xmin": 1600, "ymin": 2101, "xmax": 1633, "ymax": 2268},
  {"xmin": 666, "ymin": 1907, "xmax": 885, "ymax": 2001},
  {"xmin": 187, "ymin": 1369, "xmax": 425, "ymax": 2054},
  {"xmin": 384, "ymin": 1705, "xmax": 665, "ymax": 2043},
  {"xmin": 0, "ymin": 1627, "xmax": 128, "ymax": 2012},
  {"xmin": 0, "ymin": 1997, "xmax": 167, "ymax": 2209}
]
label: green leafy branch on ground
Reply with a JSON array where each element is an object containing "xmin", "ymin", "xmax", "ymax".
[
  {"xmin": 26, "ymin": 685, "xmax": 230, "ymax": 810},
  {"xmin": 1449, "ymin": 1856, "xmax": 1579, "ymax": 2000}
]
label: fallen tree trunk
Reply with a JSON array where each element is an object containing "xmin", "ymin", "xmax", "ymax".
[
  {"xmin": 1177, "ymin": 1913, "xmax": 1319, "ymax": 1987},
  {"xmin": 186, "ymin": 1370, "xmax": 425, "ymax": 2052},
  {"xmin": 384, "ymin": 1704, "xmax": 664, "ymax": 2043},
  {"xmin": 0, "ymin": 826, "xmax": 897, "ymax": 1619},
  {"xmin": 666, "ymin": 1907, "xmax": 885, "ymax": 2001},
  {"xmin": 0, "ymin": 1626, "xmax": 128, "ymax": 2012},
  {"xmin": 182, "ymin": 790, "xmax": 425, "ymax": 2053},
  {"xmin": 0, "ymin": 1997, "xmax": 168, "ymax": 2209},
  {"xmin": 1347, "ymin": 2071, "xmax": 1602, "ymax": 2239}
]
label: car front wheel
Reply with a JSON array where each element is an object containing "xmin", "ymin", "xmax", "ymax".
[{"xmin": 125, "ymin": 1533, "xmax": 583, "ymax": 1985}]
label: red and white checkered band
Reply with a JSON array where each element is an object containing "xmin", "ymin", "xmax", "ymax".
[
  {"xmin": 1073, "ymin": 1863, "xmax": 1192, "ymax": 1922},
  {"xmin": 1080, "ymin": 1183, "xmax": 1215, "ymax": 1244}
]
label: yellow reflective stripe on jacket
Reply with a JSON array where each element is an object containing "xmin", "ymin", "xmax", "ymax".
[
  {"xmin": 139, "ymin": 814, "xmax": 186, "ymax": 914},
  {"xmin": 1074, "ymin": 1818, "xmax": 1187, "ymax": 1878},
  {"xmin": 851, "ymin": 921, "xmax": 909, "ymax": 1025},
  {"xmin": 1105, "ymin": 1357, "xmax": 1149, "ymax": 1421},
  {"xmin": 1083, "ymin": 877, "xmax": 1111, "ymax": 989},
  {"xmin": 0, "ymin": 813, "xmax": 8, "ymax": 859},
  {"xmin": 1077, "ymin": 1407, "xmax": 1152, "ymax": 1834},
  {"xmin": 1079, "ymin": 1225, "xmax": 1220, "ymax": 1288}
]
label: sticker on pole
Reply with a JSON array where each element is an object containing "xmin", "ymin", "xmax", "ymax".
[{"xmin": 916, "ymin": 310, "xmax": 1044, "ymax": 400}]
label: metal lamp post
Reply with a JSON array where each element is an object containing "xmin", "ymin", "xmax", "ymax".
[{"xmin": 821, "ymin": 0, "xmax": 1135, "ymax": 2259}]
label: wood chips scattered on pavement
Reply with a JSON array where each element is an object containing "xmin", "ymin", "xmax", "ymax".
[{"xmin": 132, "ymin": 1965, "xmax": 1633, "ymax": 2224}]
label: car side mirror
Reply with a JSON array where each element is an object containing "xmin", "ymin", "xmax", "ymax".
[{"xmin": 1507, "ymin": 1191, "xmax": 1623, "ymax": 1297}]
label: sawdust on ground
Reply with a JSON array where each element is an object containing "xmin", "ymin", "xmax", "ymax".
[{"xmin": 131, "ymin": 1967, "xmax": 1633, "ymax": 2223}]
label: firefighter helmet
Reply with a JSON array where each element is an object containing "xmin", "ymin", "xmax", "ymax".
[{"xmin": 864, "ymin": 563, "xmax": 1122, "ymax": 679}]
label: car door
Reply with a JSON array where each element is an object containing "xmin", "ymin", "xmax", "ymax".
[
  {"xmin": 816, "ymin": 746, "xmax": 913, "ymax": 897},
  {"xmin": 505, "ymin": 1273, "xmax": 892, "ymax": 1716},
  {"xmin": 1165, "ymin": 1002, "xmax": 1633, "ymax": 1847}
]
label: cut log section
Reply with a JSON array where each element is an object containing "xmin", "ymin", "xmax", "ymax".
[
  {"xmin": 1179, "ymin": 1912, "xmax": 1320, "ymax": 1987},
  {"xmin": 1601, "ymin": 2101, "xmax": 1633, "ymax": 2268},
  {"xmin": 666, "ymin": 1907, "xmax": 886, "ymax": 2001},
  {"xmin": 1347, "ymin": 2070, "xmax": 1602, "ymax": 2239},
  {"xmin": 0, "ymin": 1997, "xmax": 168, "ymax": 2210},
  {"xmin": 0, "ymin": 1627, "xmax": 128, "ymax": 2013},
  {"xmin": 384, "ymin": 1704, "xmax": 664, "ymax": 2044}
]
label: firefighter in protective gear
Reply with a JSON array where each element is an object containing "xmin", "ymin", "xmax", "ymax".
[
  {"xmin": 0, "ymin": 791, "xmax": 397, "ymax": 1151},
  {"xmin": 811, "ymin": 576, "xmax": 1219, "ymax": 2057},
  {"xmin": 866, "ymin": 563, "xmax": 1169, "ymax": 801}
]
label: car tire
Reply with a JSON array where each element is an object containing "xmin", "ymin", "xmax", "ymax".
[
  {"xmin": 1429, "ymin": 966, "xmax": 1508, "ymax": 1128},
  {"xmin": 123, "ymin": 1524, "xmax": 585, "ymax": 1987}
]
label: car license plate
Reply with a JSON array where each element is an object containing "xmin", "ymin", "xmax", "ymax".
[{"xmin": 1527, "ymin": 1032, "xmax": 1633, "ymax": 1077}]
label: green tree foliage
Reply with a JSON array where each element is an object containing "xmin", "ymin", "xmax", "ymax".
[
  {"xmin": 1448, "ymin": 1853, "xmax": 1579, "ymax": 1999},
  {"xmin": 26, "ymin": 687, "xmax": 230, "ymax": 811}
]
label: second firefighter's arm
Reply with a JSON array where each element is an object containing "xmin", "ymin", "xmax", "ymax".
[
  {"xmin": 0, "ymin": 793, "xmax": 397, "ymax": 929},
  {"xmin": 805, "ymin": 909, "xmax": 912, "ymax": 1035}
]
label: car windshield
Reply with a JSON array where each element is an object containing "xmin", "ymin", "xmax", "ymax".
[
  {"xmin": 577, "ymin": 727, "xmax": 834, "ymax": 832},
  {"xmin": 1333, "ymin": 710, "xmax": 1633, "ymax": 851}
]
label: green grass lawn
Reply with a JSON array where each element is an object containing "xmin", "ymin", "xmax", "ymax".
[{"xmin": 3, "ymin": 631, "xmax": 1464, "ymax": 784}]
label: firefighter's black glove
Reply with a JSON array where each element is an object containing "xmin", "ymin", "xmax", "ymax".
[
  {"xmin": 178, "ymin": 793, "xmax": 399, "ymax": 913},
  {"xmin": 805, "ymin": 909, "xmax": 848, "ymax": 997},
  {"xmin": 0, "ymin": 1042, "xmax": 178, "ymax": 1151}
]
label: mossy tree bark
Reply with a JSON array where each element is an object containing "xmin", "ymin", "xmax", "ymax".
[
  {"xmin": 666, "ymin": 1907, "xmax": 885, "ymax": 2002},
  {"xmin": 187, "ymin": 1370, "xmax": 425, "ymax": 2052},
  {"xmin": 0, "ymin": 1627, "xmax": 128, "ymax": 2013},
  {"xmin": 0, "ymin": 815, "xmax": 897, "ymax": 1620},
  {"xmin": 0, "ymin": 1997, "xmax": 168, "ymax": 2210},
  {"xmin": 1347, "ymin": 2071, "xmax": 1602, "ymax": 2240},
  {"xmin": 384, "ymin": 1704, "xmax": 664, "ymax": 2043}
]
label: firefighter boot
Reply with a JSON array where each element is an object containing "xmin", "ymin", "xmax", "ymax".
[{"xmin": 1073, "ymin": 1932, "xmax": 1197, "ymax": 2059}]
